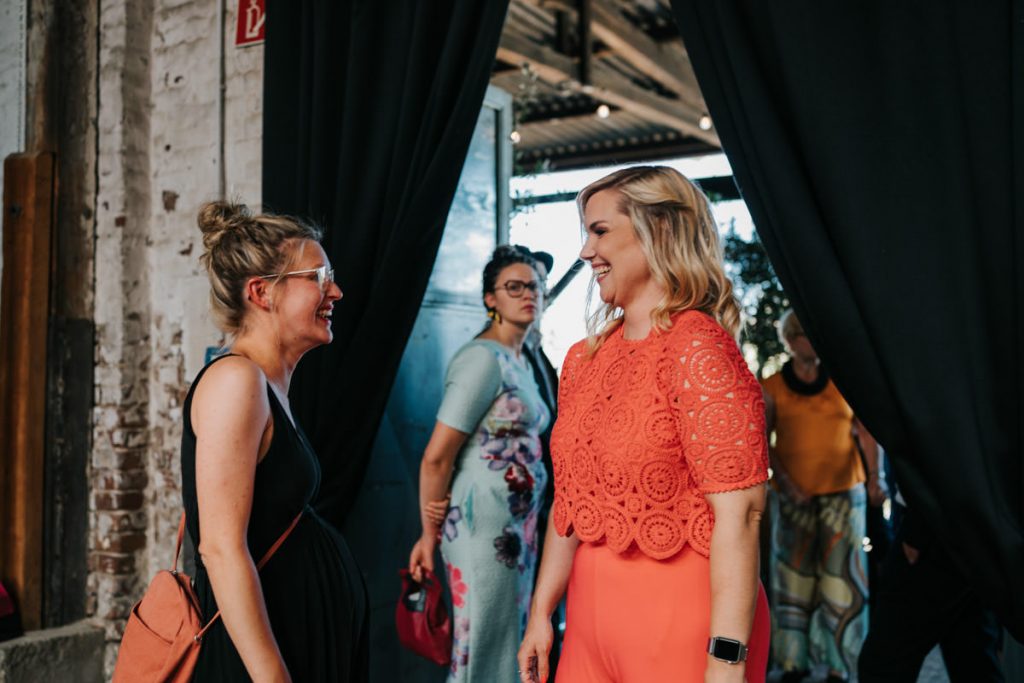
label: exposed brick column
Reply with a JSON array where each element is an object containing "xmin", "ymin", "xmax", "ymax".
[{"xmin": 90, "ymin": 0, "xmax": 154, "ymax": 673}]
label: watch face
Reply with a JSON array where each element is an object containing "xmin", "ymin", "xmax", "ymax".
[{"xmin": 713, "ymin": 638, "xmax": 742, "ymax": 661}]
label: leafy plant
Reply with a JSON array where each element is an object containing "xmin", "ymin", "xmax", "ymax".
[{"xmin": 722, "ymin": 224, "xmax": 790, "ymax": 377}]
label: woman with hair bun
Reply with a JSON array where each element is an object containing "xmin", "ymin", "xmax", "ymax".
[
  {"xmin": 181, "ymin": 201, "xmax": 367, "ymax": 682},
  {"xmin": 409, "ymin": 245, "xmax": 551, "ymax": 682},
  {"xmin": 518, "ymin": 166, "xmax": 770, "ymax": 682}
]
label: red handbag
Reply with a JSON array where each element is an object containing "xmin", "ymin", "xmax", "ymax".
[{"xmin": 395, "ymin": 568, "xmax": 452, "ymax": 666}]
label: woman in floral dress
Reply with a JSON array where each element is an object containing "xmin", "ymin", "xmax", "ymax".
[{"xmin": 409, "ymin": 246, "xmax": 551, "ymax": 682}]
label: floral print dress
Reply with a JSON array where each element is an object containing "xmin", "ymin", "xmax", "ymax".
[{"xmin": 436, "ymin": 339, "xmax": 550, "ymax": 683}]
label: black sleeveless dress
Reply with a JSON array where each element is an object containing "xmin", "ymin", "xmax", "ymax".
[{"xmin": 180, "ymin": 355, "xmax": 369, "ymax": 681}]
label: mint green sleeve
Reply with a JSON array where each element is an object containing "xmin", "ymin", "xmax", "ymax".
[{"xmin": 436, "ymin": 344, "xmax": 502, "ymax": 434}]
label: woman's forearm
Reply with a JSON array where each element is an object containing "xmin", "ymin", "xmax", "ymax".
[
  {"xmin": 854, "ymin": 419, "xmax": 881, "ymax": 474},
  {"xmin": 418, "ymin": 458, "xmax": 454, "ymax": 538},
  {"xmin": 862, "ymin": 436, "xmax": 882, "ymax": 476},
  {"xmin": 201, "ymin": 545, "xmax": 290, "ymax": 682},
  {"xmin": 706, "ymin": 487, "xmax": 765, "ymax": 658},
  {"xmin": 708, "ymin": 516, "xmax": 760, "ymax": 643},
  {"xmin": 530, "ymin": 515, "xmax": 579, "ymax": 619},
  {"xmin": 417, "ymin": 422, "xmax": 469, "ymax": 539}
]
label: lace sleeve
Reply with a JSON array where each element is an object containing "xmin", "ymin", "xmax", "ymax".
[
  {"xmin": 557, "ymin": 341, "xmax": 587, "ymax": 403},
  {"xmin": 676, "ymin": 319, "xmax": 769, "ymax": 495}
]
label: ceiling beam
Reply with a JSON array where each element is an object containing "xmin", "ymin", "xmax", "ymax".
[
  {"xmin": 517, "ymin": 138, "xmax": 720, "ymax": 172},
  {"xmin": 530, "ymin": 0, "xmax": 704, "ymax": 110},
  {"xmin": 498, "ymin": 32, "xmax": 719, "ymax": 145},
  {"xmin": 517, "ymin": 109, "xmax": 616, "ymax": 130},
  {"xmin": 588, "ymin": 1, "xmax": 704, "ymax": 109},
  {"xmin": 578, "ymin": 0, "xmax": 592, "ymax": 85}
]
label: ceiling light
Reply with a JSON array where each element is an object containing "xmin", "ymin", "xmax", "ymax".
[
  {"xmin": 698, "ymin": 114, "xmax": 713, "ymax": 131},
  {"xmin": 596, "ymin": 104, "xmax": 611, "ymax": 119}
]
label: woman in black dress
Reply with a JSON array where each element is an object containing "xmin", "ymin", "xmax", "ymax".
[{"xmin": 181, "ymin": 201, "xmax": 368, "ymax": 681}]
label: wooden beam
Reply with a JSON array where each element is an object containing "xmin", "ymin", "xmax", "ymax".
[
  {"xmin": 517, "ymin": 138, "xmax": 719, "ymax": 172},
  {"xmin": 518, "ymin": 109, "xmax": 619, "ymax": 131},
  {"xmin": 498, "ymin": 32, "xmax": 719, "ymax": 145},
  {"xmin": 577, "ymin": 0, "xmax": 592, "ymax": 85},
  {"xmin": 587, "ymin": 0, "xmax": 704, "ymax": 109},
  {"xmin": 0, "ymin": 152, "xmax": 54, "ymax": 632},
  {"xmin": 530, "ymin": 0, "xmax": 703, "ymax": 108}
]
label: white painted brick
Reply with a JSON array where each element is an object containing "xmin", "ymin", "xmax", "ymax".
[{"xmin": 87, "ymin": 4, "xmax": 265, "ymax": 675}]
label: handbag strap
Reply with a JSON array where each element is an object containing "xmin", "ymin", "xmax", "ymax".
[{"xmin": 172, "ymin": 509, "xmax": 304, "ymax": 640}]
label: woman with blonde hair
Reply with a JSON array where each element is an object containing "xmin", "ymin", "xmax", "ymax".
[
  {"xmin": 181, "ymin": 201, "xmax": 367, "ymax": 681},
  {"xmin": 518, "ymin": 166, "xmax": 770, "ymax": 682}
]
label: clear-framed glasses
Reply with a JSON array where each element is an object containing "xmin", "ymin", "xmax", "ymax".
[
  {"xmin": 494, "ymin": 279, "xmax": 542, "ymax": 298},
  {"xmin": 258, "ymin": 264, "xmax": 335, "ymax": 292}
]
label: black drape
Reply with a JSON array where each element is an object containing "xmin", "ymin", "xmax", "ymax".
[
  {"xmin": 263, "ymin": 1, "xmax": 510, "ymax": 525},
  {"xmin": 670, "ymin": 1, "xmax": 1024, "ymax": 636}
]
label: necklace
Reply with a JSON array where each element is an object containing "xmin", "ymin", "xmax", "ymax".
[{"xmin": 781, "ymin": 359, "xmax": 829, "ymax": 396}]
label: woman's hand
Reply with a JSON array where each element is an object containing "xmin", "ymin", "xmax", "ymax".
[
  {"xmin": 705, "ymin": 657, "xmax": 746, "ymax": 683},
  {"xmin": 902, "ymin": 541, "xmax": 921, "ymax": 565},
  {"xmin": 517, "ymin": 612, "xmax": 554, "ymax": 682},
  {"xmin": 423, "ymin": 496, "xmax": 450, "ymax": 526},
  {"xmin": 408, "ymin": 535, "xmax": 437, "ymax": 583},
  {"xmin": 866, "ymin": 472, "xmax": 889, "ymax": 507}
]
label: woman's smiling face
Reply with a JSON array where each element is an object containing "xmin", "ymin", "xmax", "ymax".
[
  {"xmin": 579, "ymin": 189, "xmax": 653, "ymax": 309},
  {"xmin": 271, "ymin": 240, "xmax": 342, "ymax": 350}
]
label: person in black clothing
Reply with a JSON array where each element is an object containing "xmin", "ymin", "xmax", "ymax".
[
  {"xmin": 858, "ymin": 501, "xmax": 1004, "ymax": 682},
  {"xmin": 515, "ymin": 247, "xmax": 565, "ymax": 676},
  {"xmin": 182, "ymin": 201, "xmax": 368, "ymax": 682},
  {"xmin": 516, "ymin": 248, "xmax": 559, "ymax": 513}
]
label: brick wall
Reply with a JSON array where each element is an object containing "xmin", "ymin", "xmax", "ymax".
[
  {"xmin": 88, "ymin": 0, "xmax": 263, "ymax": 673},
  {"xmin": 90, "ymin": 5, "xmax": 155, "ymax": 669}
]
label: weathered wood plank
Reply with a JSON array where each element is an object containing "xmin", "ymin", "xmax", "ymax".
[{"xmin": 0, "ymin": 152, "xmax": 55, "ymax": 632}]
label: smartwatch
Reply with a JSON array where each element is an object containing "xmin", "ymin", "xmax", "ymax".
[{"xmin": 707, "ymin": 636, "xmax": 748, "ymax": 664}]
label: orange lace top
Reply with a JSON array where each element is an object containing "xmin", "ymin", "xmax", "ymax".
[{"xmin": 550, "ymin": 310, "xmax": 769, "ymax": 559}]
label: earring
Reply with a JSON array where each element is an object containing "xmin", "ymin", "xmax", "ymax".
[{"xmin": 487, "ymin": 308, "xmax": 502, "ymax": 324}]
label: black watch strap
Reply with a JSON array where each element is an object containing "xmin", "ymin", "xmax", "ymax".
[{"xmin": 707, "ymin": 636, "xmax": 748, "ymax": 664}]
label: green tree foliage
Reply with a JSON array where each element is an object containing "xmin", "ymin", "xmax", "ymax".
[{"xmin": 722, "ymin": 225, "xmax": 790, "ymax": 377}]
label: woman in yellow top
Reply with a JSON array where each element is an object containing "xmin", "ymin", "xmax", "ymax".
[{"xmin": 761, "ymin": 311, "xmax": 885, "ymax": 683}]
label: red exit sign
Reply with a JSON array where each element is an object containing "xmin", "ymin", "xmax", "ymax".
[{"xmin": 236, "ymin": 0, "xmax": 266, "ymax": 47}]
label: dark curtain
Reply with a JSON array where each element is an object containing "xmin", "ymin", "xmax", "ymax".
[
  {"xmin": 263, "ymin": 0, "xmax": 510, "ymax": 525},
  {"xmin": 670, "ymin": 1, "xmax": 1024, "ymax": 636}
]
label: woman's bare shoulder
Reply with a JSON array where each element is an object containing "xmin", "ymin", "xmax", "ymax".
[{"xmin": 192, "ymin": 355, "xmax": 269, "ymax": 424}]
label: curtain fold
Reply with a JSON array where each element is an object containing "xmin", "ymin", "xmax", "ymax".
[
  {"xmin": 263, "ymin": 0, "xmax": 510, "ymax": 525},
  {"xmin": 670, "ymin": 0, "xmax": 1024, "ymax": 636}
]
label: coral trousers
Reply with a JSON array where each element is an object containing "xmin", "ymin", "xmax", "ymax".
[{"xmin": 557, "ymin": 542, "xmax": 769, "ymax": 683}]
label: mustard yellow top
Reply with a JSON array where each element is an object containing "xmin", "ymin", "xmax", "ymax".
[{"xmin": 761, "ymin": 365, "xmax": 864, "ymax": 495}]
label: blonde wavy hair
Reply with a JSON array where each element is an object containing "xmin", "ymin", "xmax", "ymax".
[{"xmin": 577, "ymin": 165, "xmax": 742, "ymax": 352}]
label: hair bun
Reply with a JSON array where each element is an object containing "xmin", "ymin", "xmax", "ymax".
[{"xmin": 197, "ymin": 200, "xmax": 253, "ymax": 251}]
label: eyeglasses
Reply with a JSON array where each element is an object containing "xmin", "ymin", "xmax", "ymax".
[
  {"xmin": 494, "ymin": 280, "xmax": 543, "ymax": 298},
  {"xmin": 258, "ymin": 265, "xmax": 336, "ymax": 292}
]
